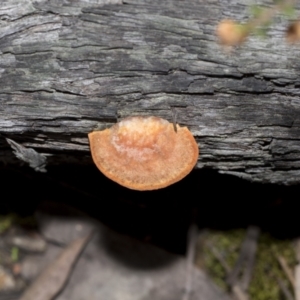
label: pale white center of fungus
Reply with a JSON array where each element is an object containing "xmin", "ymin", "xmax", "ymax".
[{"xmin": 110, "ymin": 117, "xmax": 169, "ymax": 162}]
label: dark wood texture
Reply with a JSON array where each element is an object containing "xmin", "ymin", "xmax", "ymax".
[{"xmin": 1, "ymin": 0, "xmax": 300, "ymax": 185}]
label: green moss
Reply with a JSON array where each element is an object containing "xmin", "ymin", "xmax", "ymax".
[
  {"xmin": 201, "ymin": 229, "xmax": 245, "ymax": 290},
  {"xmin": 248, "ymin": 234, "xmax": 296, "ymax": 300},
  {"xmin": 0, "ymin": 214, "xmax": 16, "ymax": 234},
  {"xmin": 199, "ymin": 230, "xmax": 296, "ymax": 300}
]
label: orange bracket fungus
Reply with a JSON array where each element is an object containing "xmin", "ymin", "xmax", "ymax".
[
  {"xmin": 88, "ymin": 116, "xmax": 199, "ymax": 191},
  {"xmin": 216, "ymin": 19, "xmax": 247, "ymax": 46}
]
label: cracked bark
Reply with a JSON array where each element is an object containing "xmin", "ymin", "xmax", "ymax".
[{"xmin": 1, "ymin": 0, "xmax": 300, "ymax": 184}]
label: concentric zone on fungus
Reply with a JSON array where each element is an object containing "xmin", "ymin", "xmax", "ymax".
[{"xmin": 88, "ymin": 116, "xmax": 199, "ymax": 191}]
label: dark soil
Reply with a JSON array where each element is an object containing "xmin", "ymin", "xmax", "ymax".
[{"xmin": 1, "ymin": 164, "xmax": 300, "ymax": 255}]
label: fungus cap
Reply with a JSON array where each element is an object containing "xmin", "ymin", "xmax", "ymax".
[
  {"xmin": 88, "ymin": 116, "xmax": 199, "ymax": 191},
  {"xmin": 216, "ymin": 19, "xmax": 247, "ymax": 46}
]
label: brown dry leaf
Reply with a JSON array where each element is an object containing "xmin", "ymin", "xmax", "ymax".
[
  {"xmin": 19, "ymin": 233, "xmax": 92, "ymax": 300},
  {"xmin": 286, "ymin": 21, "xmax": 300, "ymax": 43}
]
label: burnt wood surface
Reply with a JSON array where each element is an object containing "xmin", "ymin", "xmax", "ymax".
[{"xmin": 1, "ymin": 0, "xmax": 300, "ymax": 185}]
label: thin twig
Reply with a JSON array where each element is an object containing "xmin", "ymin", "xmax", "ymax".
[
  {"xmin": 227, "ymin": 226, "xmax": 260, "ymax": 291},
  {"xmin": 295, "ymin": 265, "xmax": 300, "ymax": 300},
  {"xmin": 232, "ymin": 285, "xmax": 249, "ymax": 300},
  {"xmin": 20, "ymin": 232, "xmax": 93, "ymax": 300},
  {"xmin": 208, "ymin": 243, "xmax": 249, "ymax": 300},
  {"xmin": 276, "ymin": 277, "xmax": 294, "ymax": 300},
  {"xmin": 182, "ymin": 212, "xmax": 198, "ymax": 300},
  {"xmin": 171, "ymin": 107, "xmax": 177, "ymax": 133},
  {"xmin": 276, "ymin": 255, "xmax": 295, "ymax": 289},
  {"xmin": 207, "ymin": 242, "xmax": 231, "ymax": 274},
  {"xmin": 294, "ymin": 239, "xmax": 300, "ymax": 300}
]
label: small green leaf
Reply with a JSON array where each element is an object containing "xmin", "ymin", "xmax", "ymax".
[
  {"xmin": 11, "ymin": 246, "xmax": 19, "ymax": 262},
  {"xmin": 0, "ymin": 214, "xmax": 15, "ymax": 234},
  {"xmin": 250, "ymin": 5, "xmax": 264, "ymax": 18}
]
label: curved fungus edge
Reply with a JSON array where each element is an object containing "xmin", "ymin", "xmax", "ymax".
[{"xmin": 88, "ymin": 117, "xmax": 199, "ymax": 191}]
